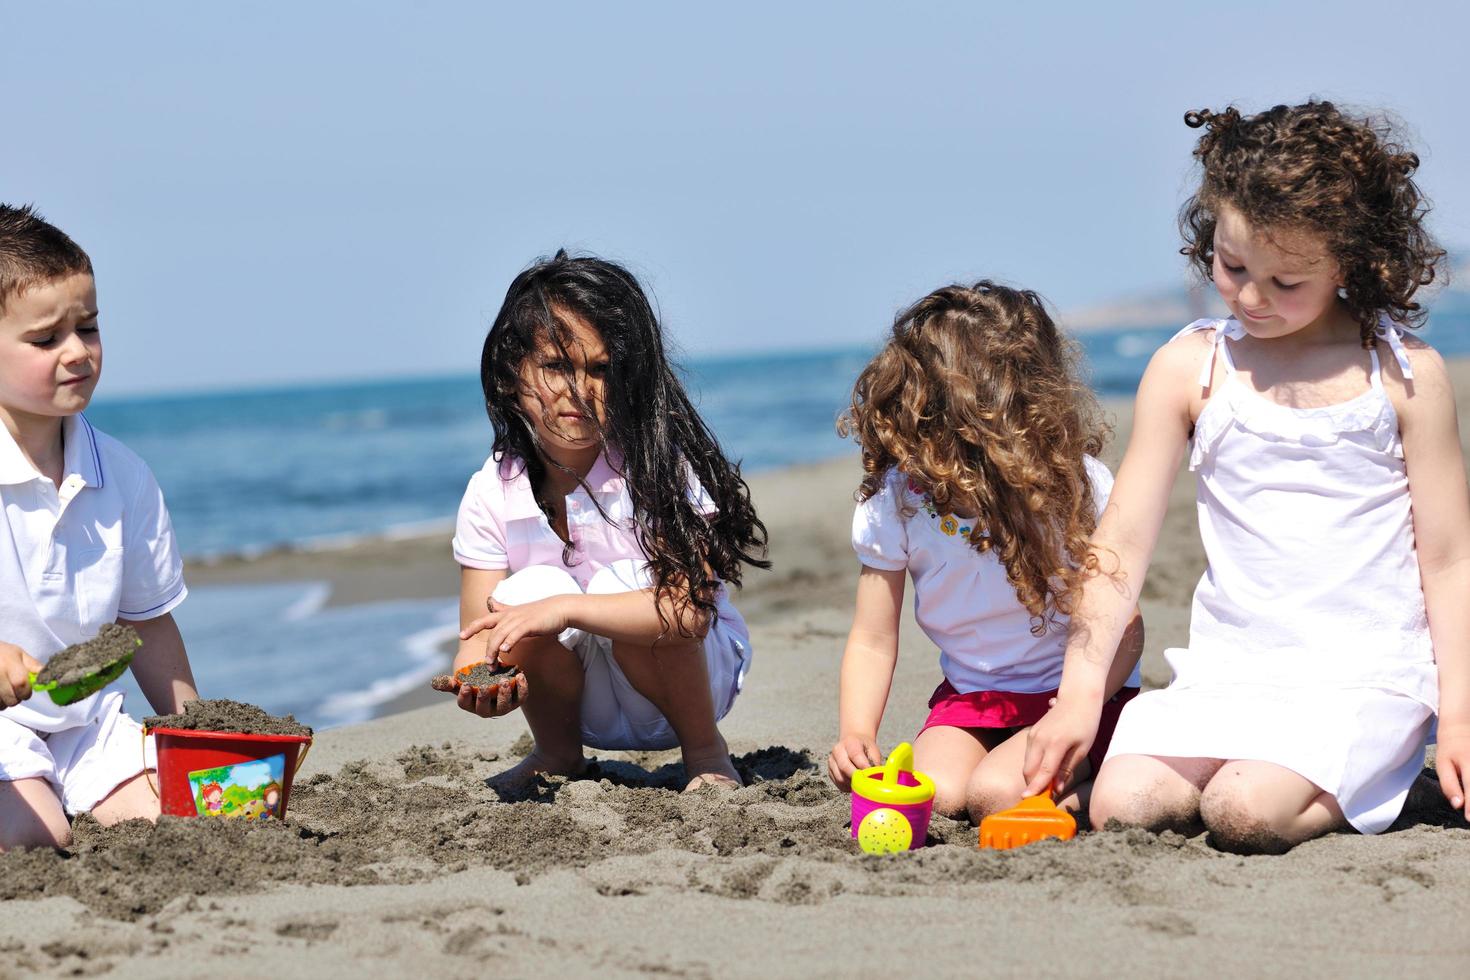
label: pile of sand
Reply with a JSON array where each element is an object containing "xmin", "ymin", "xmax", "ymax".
[{"xmin": 144, "ymin": 698, "xmax": 312, "ymax": 737}]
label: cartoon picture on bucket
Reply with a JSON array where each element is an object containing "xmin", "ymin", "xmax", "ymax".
[{"xmin": 186, "ymin": 755, "xmax": 287, "ymax": 819}]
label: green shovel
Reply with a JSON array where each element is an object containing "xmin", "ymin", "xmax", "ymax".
[{"xmin": 28, "ymin": 624, "xmax": 142, "ymax": 707}]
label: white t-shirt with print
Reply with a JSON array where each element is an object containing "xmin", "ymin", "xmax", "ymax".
[{"xmin": 852, "ymin": 455, "xmax": 1140, "ymax": 695}]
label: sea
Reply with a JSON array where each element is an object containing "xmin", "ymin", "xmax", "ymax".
[{"xmin": 92, "ymin": 314, "xmax": 1470, "ymax": 727}]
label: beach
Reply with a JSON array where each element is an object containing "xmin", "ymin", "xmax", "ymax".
[{"xmin": 3, "ymin": 384, "xmax": 1470, "ymax": 980}]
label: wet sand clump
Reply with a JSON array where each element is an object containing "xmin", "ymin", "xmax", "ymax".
[
  {"xmin": 34, "ymin": 624, "xmax": 140, "ymax": 687},
  {"xmin": 461, "ymin": 663, "xmax": 520, "ymax": 687},
  {"xmin": 144, "ymin": 698, "xmax": 312, "ymax": 737},
  {"xmin": 430, "ymin": 663, "xmax": 520, "ymax": 692}
]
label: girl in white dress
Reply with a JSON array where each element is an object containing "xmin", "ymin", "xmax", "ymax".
[
  {"xmin": 827, "ymin": 282, "xmax": 1144, "ymax": 823},
  {"xmin": 1023, "ymin": 97, "xmax": 1470, "ymax": 852},
  {"xmin": 1023, "ymin": 101, "xmax": 1470, "ymax": 852}
]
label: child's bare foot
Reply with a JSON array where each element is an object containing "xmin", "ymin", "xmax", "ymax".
[
  {"xmin": 488, "ymin": 746, "xmax": 586, "ymax": 794},
  {"xmin": 681, "ymin": 737, "xmax": 742, "ymax": 792}
]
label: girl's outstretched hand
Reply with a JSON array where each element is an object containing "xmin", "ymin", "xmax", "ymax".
[
  {"xmin": 460, "ymin": 595, "xmax": 571, "ymax": 662},
  {"xmin": 1435, "ymin": 725, "xmax": 1470, "ymax": 815},
  {"xmin": 1022, "ymin": 697, "xmax": 1100, "ymax": 797},
  {"xmin": 454, "ymin": 670, "xmax": 529, "ymax": 719},
  {"xmin": 827, "ymin": 734, "xmax": 883, "ymax": 791}
]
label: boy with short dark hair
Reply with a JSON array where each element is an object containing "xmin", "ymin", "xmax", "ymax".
[{"xmin": 0, "ymin": 204, "xmax": 199, "ymax": 850}]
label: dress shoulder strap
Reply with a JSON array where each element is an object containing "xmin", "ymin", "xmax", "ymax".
[
  {"xmin": 1373, "ymin": 316, "xmax": 1415, "ymax": 382},
  {"xmin": 1170, "ymin": 318, "xmax": 1244, "ymax": 388}
]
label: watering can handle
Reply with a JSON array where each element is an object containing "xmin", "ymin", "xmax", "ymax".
[{"xmin": 882, "ymin": 741, "xmax": 915, "ymax": 784}]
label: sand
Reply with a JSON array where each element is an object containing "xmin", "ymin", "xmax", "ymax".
[
  {"xmin": 4, "ymin": 378, "xmax": 1470, "ymax": 977},
  {"xmin": 431, "ymin": 662, "xmax": 521, "ymax": 692},
  {"xmin": 34, "ymin": 624, "xmax": 139, "ymax": 688},
  {"xmin": 144, "ymin": 699, "xmax": 313, "ymax": 737}
]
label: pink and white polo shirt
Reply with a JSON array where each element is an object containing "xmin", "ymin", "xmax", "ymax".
[{"xmin": 452, "ymin": 448, "xmax": 717, "ymax": 589}]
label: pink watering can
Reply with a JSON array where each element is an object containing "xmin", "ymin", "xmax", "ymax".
[{"xmin": 849, "ymin": 741, "xmax": 936, "ymax": 854}]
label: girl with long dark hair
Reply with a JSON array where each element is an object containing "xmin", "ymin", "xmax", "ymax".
[{"xmin": 444, "ymin": 251, "xmax": 767, "ymax": 791}]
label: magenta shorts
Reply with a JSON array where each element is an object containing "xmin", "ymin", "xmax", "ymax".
[{"xmin": 920, "ymin": 681, "xmax": 1140, "ymax": 775}]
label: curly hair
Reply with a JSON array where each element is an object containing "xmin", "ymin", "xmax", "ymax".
[
  {"xmin": 1179, "ymin": 101, "xmax": 1446, "ymax": 346},
  {"xmin": 481, "ymin": 251, "xmax": 769, "ymax": 638},
  {"xmin": 838, "ymin": 282, "xmax": 1109, "ymax": 634}
]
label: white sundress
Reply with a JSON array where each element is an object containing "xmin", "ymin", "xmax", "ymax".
[{"xmin": 1104, "ymin": 317, "xmax": 1439, "ymax": 834}]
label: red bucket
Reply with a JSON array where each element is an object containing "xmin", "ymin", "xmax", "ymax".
[{"xmin": 147, "ymin": 727, "xmax": 312, "ymax": 820}]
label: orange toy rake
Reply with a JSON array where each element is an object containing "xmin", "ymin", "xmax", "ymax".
[{"xmin": 978, "ymin": 793, "xmax": 1077, "ymax": 850}]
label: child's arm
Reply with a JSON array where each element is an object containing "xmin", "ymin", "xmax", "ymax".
[
  {"xmin": 454, "ymin": 566, "xmax": 511, "ymax": 669},
  {"xmin": 0, "ymin": 642, "xmax": 43, "ymax": 708},
  {"xmin": 828, "ymin": 566, "xmax": 906, "ymax": 790},
  {"xmin": 1394, "ymin": 345, "xmax": 1470, "ymax": 815},
  {"xmin": 1022, "ymin": 339, "xmax": 1196, "ymax": 796},
  {"xmin": 451, "ymin": 566, "xmax": 517, "ymax": 718},
  {"xmin": 462, "ymin": 575, "xmax": 716, "ymax": 654},
  {"xmin": 124, "ymin": 613, "xmax": 199, "ymax": 714},
  {"xmin": 1105, "ymin": 606, "xmax": 1147, "ymax": 697}
]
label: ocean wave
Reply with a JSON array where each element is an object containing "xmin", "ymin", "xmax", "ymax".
[{"xmin": 313, "ymin": 614, "xmax": 459, "ymax": 728}]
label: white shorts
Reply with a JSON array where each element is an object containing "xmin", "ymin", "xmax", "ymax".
[
  {"xmin": 493, "ymin": 561, "xmax": 751, "ymax": 751},
  {"xmin": 0, "ymin": 691, "xmax": 157, "ymax": 815}
]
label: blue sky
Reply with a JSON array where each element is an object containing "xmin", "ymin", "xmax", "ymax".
[{"xmin": 5, "ymin": 2, "xmax": 1468, "ymax": 395}]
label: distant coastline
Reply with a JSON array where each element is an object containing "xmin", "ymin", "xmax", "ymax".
[{"xmin": 1061, "ymin": 252, "xmax": 1470, "ymax": 333}]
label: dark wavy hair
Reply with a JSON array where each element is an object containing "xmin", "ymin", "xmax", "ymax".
[
  {"xmin": 480, "ymin": 251, "xmax": 768, "ymax": 636},
  {"xmin": 838, "ymin": 282, "xmax": 1108, "ymax": 634},
  {"xmin": 1179, "ymin": 101, "xmax": 1446, "ymax": 346}
]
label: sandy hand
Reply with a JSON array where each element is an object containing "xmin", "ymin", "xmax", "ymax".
[
  {"xmin": 431, "ymin": 663, "xmax": 528, "ymax": 718},
  {"xmin": 827, "ymin": 733, "xmax": 883, "ymax": 791}
]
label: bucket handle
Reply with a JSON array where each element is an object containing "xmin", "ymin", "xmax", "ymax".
[{"xmin": 141, "ymin": 726, "xmax": 159, "ymax": 799}]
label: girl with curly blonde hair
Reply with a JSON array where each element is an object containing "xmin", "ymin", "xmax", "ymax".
[
  {"xmin": 1026, "ymin": 101, "xmax": 1468, "ymax": 853},
  {"xmin": 827, "ymin": 281, "xmax": 1144, "ymax": 823}
]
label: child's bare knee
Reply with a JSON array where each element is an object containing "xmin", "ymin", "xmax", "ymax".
[
  {"xmin": 1199, "ymin": 785, "xmax": 1293, "ymax": 855},
  {"xmin": 492, "ymin": 565, "xmax": 582, "ymax": 606},
  {"xmin": 1086, "ymin": 778, "xmax": 1138, "ymax": 828},
  {"xmin": 500, "ymin": 632, "xmax": 574, "ymax": 668},
  {"xmin": 0, "ymin": 820, "xmax": 71, "ymax": 851},
  {"xmin": 47, "ymin": 822, "xmax": 74, "ymax": 849},
  {"xmin": 965, "ymin": 770, "xmax": 1021, "ymax": 823},
  {"xmin": 1090, "ymin": 777, "xmax": 1195, "ymax": 833},
  {"xmin": 929, "ymin": 777, "xmax": 969, "ymax": 819},
  {"xmin": 917, "ymin": 756, "xmax": 973, "ymax": 819}
]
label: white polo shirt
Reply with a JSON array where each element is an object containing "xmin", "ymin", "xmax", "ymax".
[
  {"xmin": 0, "ymin": 414, "xmax": 187, "ymax": 733},
  {"xmin": 852, "ymin": 456, "xmax": 1142, "ymax": 695}
]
